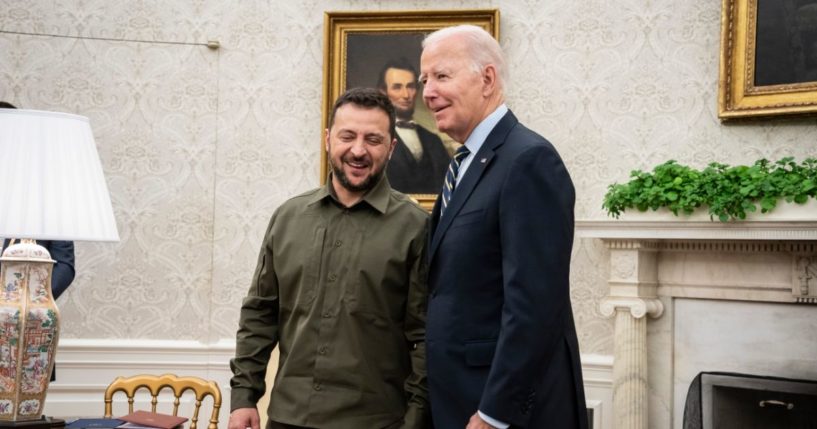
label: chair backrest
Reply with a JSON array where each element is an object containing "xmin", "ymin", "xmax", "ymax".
[{"xmin": 103, "ymin": 373, "xmax": 222, "ymax": 429}]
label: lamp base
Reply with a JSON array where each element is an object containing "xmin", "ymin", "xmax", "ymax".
[
  {"xmin": 0, "ymin": 416, "xmax": 64, "ymax": 428},
  {"xmin": 0, "ymin": 241, "xmax": 60, "ymax": 421}
]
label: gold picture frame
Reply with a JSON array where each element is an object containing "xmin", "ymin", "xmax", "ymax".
[
  {"xmin": 321, "ymin": 9, "xmax": 500, "ymax": 210},
  {"xmin": 718, "ymin": 0, "xmax": 817, "ymax": 119}
]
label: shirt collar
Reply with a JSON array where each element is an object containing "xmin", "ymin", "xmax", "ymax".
[
  {"xmin": 463, "ymin": 104, "xmax": 508, "ymax": 154},
  {"xmin": 308, "ymin": 173, "xmax": 391, "ymax": 214}
]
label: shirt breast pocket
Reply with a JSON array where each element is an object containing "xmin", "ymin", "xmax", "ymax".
[{"xmin": 290, "ymin": 226, "xmax": 326, "ymax": 311}]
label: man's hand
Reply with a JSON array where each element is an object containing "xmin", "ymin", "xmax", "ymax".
[
  {"xmin": 228, "ymin": 407, "xmax": 260, "ymax": 429},
  {"xmin": 466, "ymin": 412, "xmax": 497, "ymax": 429}
]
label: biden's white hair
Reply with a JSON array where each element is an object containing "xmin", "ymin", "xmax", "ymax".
[{"xmin": 422, "ymin": 24, "xmax": 506, "ymax": 91}]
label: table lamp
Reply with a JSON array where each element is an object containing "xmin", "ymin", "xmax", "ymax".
[{"xmin": 0, "ymin": 109, "xmax": 119, "ymax": 423}]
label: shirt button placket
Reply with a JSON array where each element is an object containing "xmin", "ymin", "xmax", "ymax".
[
  {"xmin": 313, "ymin": 225, "xmax": 344, "ymax": 413},
  {"xmin": 314, "ymin": 271, "xmax": 335, "ymax": 399}
]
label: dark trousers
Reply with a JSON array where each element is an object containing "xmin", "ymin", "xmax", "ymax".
[{"xmin": 267, "ymin": 420, "xmax": 401, "ymax": 429}]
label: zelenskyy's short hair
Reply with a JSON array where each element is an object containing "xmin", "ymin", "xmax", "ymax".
[{"xmin": 329, "ymin": 87, "xmax": 396, "ymax": 139}]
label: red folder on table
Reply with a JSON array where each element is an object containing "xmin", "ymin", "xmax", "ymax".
[{"xmin": 119, "ymin": 410, "xmax": 188, "ymax": 429}]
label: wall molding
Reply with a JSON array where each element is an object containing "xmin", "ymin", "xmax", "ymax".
[
  {"xmin": 580, "ymin": 354, "xmax": 614, "ymax": 429},
  {"xmin": 46, "ymin": 340, "xmax": 613, "ymax": 428}
]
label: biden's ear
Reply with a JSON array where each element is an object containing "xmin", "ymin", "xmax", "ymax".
[{"xmin": 481, "ymin": 64, "xmax": 498, "ymax": 97}]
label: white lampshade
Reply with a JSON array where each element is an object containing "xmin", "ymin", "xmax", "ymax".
[{"xmin": 0, "ymin": 109, "xmax": 119, "ymax": 242}]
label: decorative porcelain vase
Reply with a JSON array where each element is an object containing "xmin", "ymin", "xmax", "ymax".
[{"xmin": 0, "ymin": 241, "xmax": 60, "ymax": 421}]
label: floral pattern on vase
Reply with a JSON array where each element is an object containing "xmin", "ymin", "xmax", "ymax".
[
  {"xmin": 0, "ymin": 246, "xmax": 58, "ymax": 421},
  {"xmin": 18, "ymin": 399, "xmax": 40, "ymax": 416},
  {"xmin": 27, "ymin": 266, "xmax": 50, "ymax": 305},
  {"xmin": 0, "ymin": 400, "xmax": 12, "ymax": 416}
]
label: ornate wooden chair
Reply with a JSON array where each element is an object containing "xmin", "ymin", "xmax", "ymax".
[{"xmin": 103, "ymin": 373, "xmax": 222, "ymax": 429}]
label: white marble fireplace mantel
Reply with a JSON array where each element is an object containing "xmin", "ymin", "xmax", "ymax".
[
  {"xmin": 576, "ymin": 214, "xmax": 817, "ymax": 429},
  {"xmin": 576, "ymin": 218, "xmax": 817, "ymax": 241}
]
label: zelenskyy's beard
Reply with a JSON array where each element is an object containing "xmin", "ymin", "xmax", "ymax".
[
  {"xmin": 329, "ymin": 156, "xmax": 386, "ymax": 194},
  {"xmin": 395, "ymin": 106, "xmax": 415, "ymax": 121}
]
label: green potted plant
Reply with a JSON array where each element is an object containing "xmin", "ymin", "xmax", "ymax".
[{"xmin": 603, "ymin": 157, "xmax": 817, "ymax": 222}]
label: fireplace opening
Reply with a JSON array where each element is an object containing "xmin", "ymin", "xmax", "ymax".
[{"xmin": 683, "ymin": 372, "xmax": 817, "ymax": 428}]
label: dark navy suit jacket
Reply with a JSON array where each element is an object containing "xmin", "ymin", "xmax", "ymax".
[
  {"xmin": 426, "ymin": 111, "xmax": 588, "ymax": 428},
  {"xmin": 1, "ymin": 239, "xmax": 75, "ymax": 299}
]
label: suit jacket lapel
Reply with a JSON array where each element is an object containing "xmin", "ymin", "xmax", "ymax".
[{"xmin": 429, "ymin": 110, "xmax": 518, "ymax": 260}]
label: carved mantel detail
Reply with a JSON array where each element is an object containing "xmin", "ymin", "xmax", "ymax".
[
  {"xmin": 577, "ymin": 217, "xmax": 817, "ymax": 429},
  {"xmin": 601, "ymin": 239, "xmax": 664, "ymax": 318},
  {"xmin": 600, "ymin": 296, "xmax": 664, "ymax": 319},
  {"xmin": 795, "ymin": 255, "xmax": 817, "ymax": 303}
]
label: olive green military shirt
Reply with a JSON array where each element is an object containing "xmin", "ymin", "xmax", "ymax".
[{"xmin": 230, "ymin": 176, "xmax": 430, "ymax": 429}]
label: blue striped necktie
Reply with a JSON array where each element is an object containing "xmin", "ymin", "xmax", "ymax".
[{"xmin": 441, "ymin": 145, "xmax": 471, "ymax": 217}]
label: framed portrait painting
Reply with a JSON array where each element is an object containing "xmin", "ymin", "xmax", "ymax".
[
  {"xmin": 719, "ymin": 0, "xmax": 817, "ymax": 119},
  {"xmin": 321, "ymin": 9, "xmax": 500, "ymax": 210}
]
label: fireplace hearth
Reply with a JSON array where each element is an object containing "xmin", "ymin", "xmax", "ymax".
[{"xmin": 684, "ymin": 372, "xmax": 817, "ymax": 429}]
